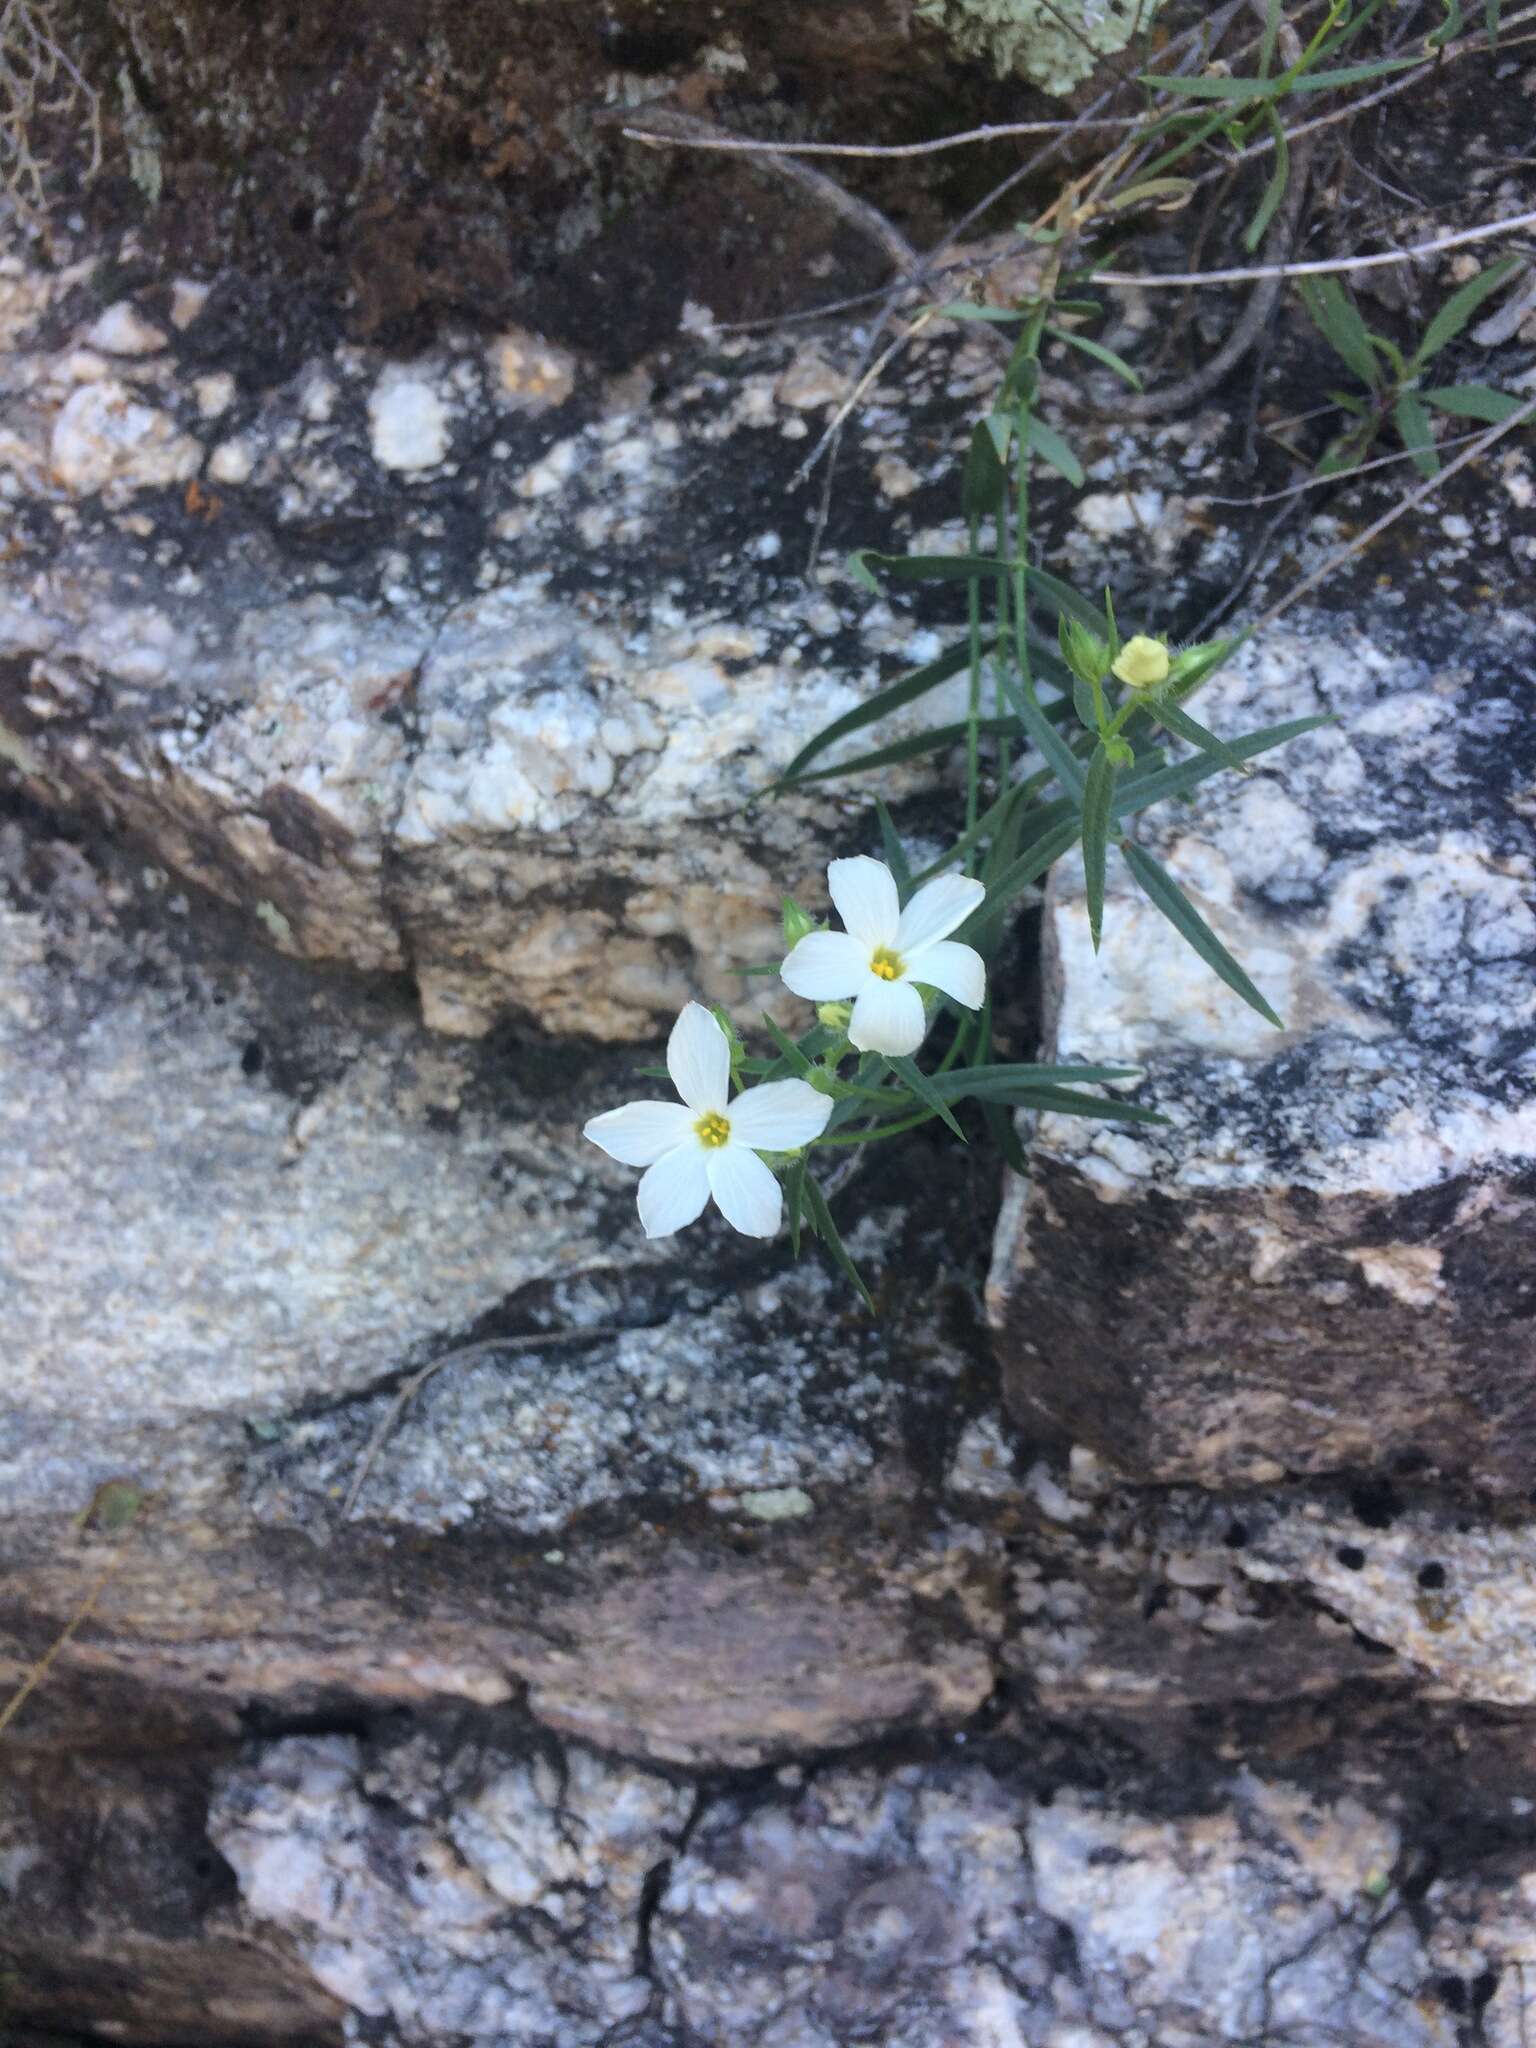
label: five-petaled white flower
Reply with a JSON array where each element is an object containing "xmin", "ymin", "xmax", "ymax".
[
  {"xmin": 780, "ymin": 856, "xmax": 986, "ymax": 1056},
  {"xmin": 584, "ymin": 1002, "xmax": 833, "ymax": 1239}
]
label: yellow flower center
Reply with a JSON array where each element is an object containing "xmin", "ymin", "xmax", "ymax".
[
  {"xmin": 694, "ymin": 1110, "xmax": 732, "ymax": 1148},
  {"xmin": 1111, "ymin": 635, "xmax": 1171, "ymax": 688},
  {"xmin": 869, "ymin": 947, "xmax": 906, "ymax": 982}
]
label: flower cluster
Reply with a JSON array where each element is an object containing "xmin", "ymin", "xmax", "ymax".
[{"xmin": 584, "ymin": 856, "xmax": 988, "ymax": 1240}]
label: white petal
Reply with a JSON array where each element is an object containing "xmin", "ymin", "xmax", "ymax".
[
  {"xmin": 907, "ymin": 938, "xmax": 986, "ymax": 1011},
  {"xmin": 848, "ymin": 976, "xmax": 926, "ymax": 1056},
  {"xmin": 583, "ymin": 1100, "xmax": 696, "ymax": 1167},
  {"xmin": 666, "ymin": 1001, "xmax": 730, "ymax": 1113},
  {"xmin": 637, "ymin": 1144, "xmax": 711, "ymax": 1237},
  {"xmin": 828, "ymin": 856, "xmax": 900, "ymax": 947},
  {"xmin": 706, "ymin": 1143, "xmax": 783, "ymax": 1238},
  {"xmin": 895, "ymin": 871, "xmax": 985, "ymax": 954},
  {"xmin": 729, "ymin": 1077, "xmax": 834, "ymax": 1152},
  {"xmin": 780, "ymin": 930, "xmax": 867, "ymax": 1002}
]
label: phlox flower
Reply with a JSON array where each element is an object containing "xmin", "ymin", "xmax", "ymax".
[
  {"xmin": 780, "ymin": 856, "xmax": 986, "ymax": 1056},
  {"xmin": 584, "ymin": 1002, "xmax": 832, "ymax": 1239}
]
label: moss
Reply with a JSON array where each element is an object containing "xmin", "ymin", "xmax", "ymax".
[{"xmin": 915, "ymin": 0, "xmax": 1168, "ymax": 93}]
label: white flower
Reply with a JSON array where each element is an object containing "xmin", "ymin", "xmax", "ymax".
[
  {"xmin": 583, "ymin": 1002, "xmax": 833, "ymax": 1239},
  {"xmin": 780, "ymin": 856, "xmax": 986, "ymax": 1056}
]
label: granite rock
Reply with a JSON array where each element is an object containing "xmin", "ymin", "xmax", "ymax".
[{"xmin": 0, "ymin": 238, "xmax": 1001, "ymax": 1040}]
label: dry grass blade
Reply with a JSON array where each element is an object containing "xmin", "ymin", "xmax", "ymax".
[{"xmin": 342, "ymin": 1324, "xmax": 634, "ymax": 1520}]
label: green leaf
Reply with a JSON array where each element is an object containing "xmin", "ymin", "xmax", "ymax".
[
  {"xmin": 1487, "ymin": 0, "xmax": 1501, "ymax": 48},
  {"xmin": 1411, "ymin": 255, "xmax": 1523, "ymax": 369},
  {"xmin": 963, "ymin": 417, "xmax": 1007, "ymax": 522},
  {"xmin": 1393, "ymin": 389, "xmax": 1439, "ymax": 478},
  {"xmin": 981, "ymin": 1097, "xmax": 1028, "ymax": 1173},
  {"xmin": 801, "ymin": 1173, "xmax": 876, "ymax": 1314},
  {"xmin": 1080, "ymin": 743, "xmax": 1118, "ymax": 951},
  {"xmin": 1121, "ymin": 841, "xmax": 1282, "ymax": 1027},
  {"xmin": 927, "ymin": 300, "xmax": 1028, "ymax": 323},
  {"xmin": 778, "ymin": 716, "xmax": 1017, "ymax": 788},
  {"xmin": 887, "ymin": 1054, "xmax": 967, "ymax": 1140},
  {"xmin": 1152, "ymin": 699, "xmax": 1249, "ymax": 775},
  {"xmin": 847, "ymin": 551, "xmax": 883, "ymax": 594},
  {"xmin": 1071, "ymin": 675, "xmax": 1099, "ymax": 731},
  {"xmin": 1427, "ymin": 0, "xmax": 1464, "ymax": 47},
  {"xmin": 1025, "ymin": 415, "xmax": 1085, "ymax": 487},
  {"xmin": 784, "ymin": 1155, "xmax": 806, "ymax": 1256},
  {"xmin": 1104, "ymin": 176, "xmax": 1195, "ymax": 211},
  {"xmin": 1022, "ymin": 563, "xmax": 1106, "ymax": 633},
  {"xmin": 979, "ymin": 807, "xmax": 1082, "ymax": 905},
  {"xmin": 1145, "ymin": 54, "xmax": 1421, "ymax": 98},
  {"xmin": 999, "ymin": 671, "xmax": 1087, "ymax": 800},
  {"xmin": 761, "ymin": 1015, "xmax": 815, "ymax": 1078},
  {"xmin": 1242, "ymin": 107, "xmax": 1289, "ymax": 254},
  {"xmin": 970, "ymin": 1083, "xmax": 1163, "ymax": 1125},
  {"xmin": 1420, "ymin": 382, "xmax": 1523, "ymax": 422},
  {"xmin": 1299, "ymin": 277, "xmax": 1381, "ymax": 389},
  {"xmin": 850, "ymin": 549, "xmax": 1013, "ymax": 585},
  {"xmin": 772, "ymin": 640, "xmax": 973, "ymax": 788},
  {"xmin": 1115, "ymin": 713, "xmax": 1334, "ymax": 817},
  {"xmin": 1048, "ymin": 327, "xmax": 1144, "ymax": 391},
  {"xmin": 875, "ymin": 798, "xmax": 913, "ymax": 895}
]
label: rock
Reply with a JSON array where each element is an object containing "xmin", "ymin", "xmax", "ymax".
[
  {"xmin": 1028, "ymin": 1779, "xmax": 1447, "ymax": 2047},
  {"xmin": 0, "ymin": 243, "xmax": 996, "ymax": 1040},
  {"xmin": 989, "ymin": 607, "xmax": 1536, "ymax": 1495},
  {"xmin": 209, "ymin": 1732, "xmax": 690, "ymax": 2045}
]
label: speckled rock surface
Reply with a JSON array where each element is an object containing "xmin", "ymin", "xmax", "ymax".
[
  {"xmin": 989, "ymin": 605, "xmax": 1536, "ymax": 1495},
  {"xmin": 0, "ymin": 235, "xmax": 1003, "ymax": 1039}
]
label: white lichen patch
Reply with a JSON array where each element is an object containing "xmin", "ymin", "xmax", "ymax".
[{"xmin": 368, "ymin": 363, "xmax": 453, "ymax": 471}]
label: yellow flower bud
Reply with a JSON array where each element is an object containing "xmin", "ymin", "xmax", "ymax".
[{"xmin": 1111, "ymin": 635, "xmax": 1171, "ymax": 688}]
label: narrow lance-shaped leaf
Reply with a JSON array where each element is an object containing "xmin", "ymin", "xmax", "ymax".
[
  {"xmin": 1080, "ymin": 743, "xmax": 1118, "ymax": 950},
  {"xmin": 801, "ymin": 1171, "xmax": 876, "ymax": 1315},
  {"xmin": 963, "ymin": 417, "xmax": 1007, "ymax": 522},
  {"xmin": 1299, "ymin": 276, "xmax": 1381, "ymax": 389},
  {"xmin": 1420, "ymin": 382, "xmax": 1523, "ymax": 422},
  {"xmin": 999, "ymin": 668, "xmax": 1087, "ymax": 800},
  {"xmin": 1242, "ymin": 106, "xmax": 1289, "ymax": 254},
  {"xmin": 772, "ymin": 639, "xmax": 974, "ymax": 788},
  {"xmin": 1115, "ymin": 713, "xmax": 1335, "ymax": 817},
  {"xmin": 887, "ymin": 1053, "xmax": 967, "ymax": 1141},
  {"xmin": 784, "ymin": 1155, "xmax": 806, "ymax": 1256},
  {"xmin": 1121, "ymin": 840, "xmax": 1283, "ymax": 1028},
  {"xmin": 875, "ymin": 798, "xmax": 913, "ymax": 895},
  {"xmin": 1411, "ymin": 255, "xmax": 1522, "ymax": 370},
  {"xmin": 1152, "ymin": 699, "xmax": 1250, "ymax": 775},
  {"xmin": 777, "ymin": 716, "xmax": 1019, "ymax": 788},
  {"xmin": 1393, "ymin": 389, "xmax": 1439, "ymax": 478},
  {"xmin": 1025, "ymin": 415, "xmax": 1085, "ymax": 487},
  {"xmin": 1047, "ymin": 327, "xmax": 1144, "ymax": 391}
]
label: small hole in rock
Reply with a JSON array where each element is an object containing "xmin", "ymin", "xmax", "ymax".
[
  {"xmin": 1349, "ymin": 1480, "xmax": 1401, "ymax": 1529},
  {"xmin": 241, "ymin": 1040, "xmax": 265, "ymax": 1076},
  {"xmin": 1434, "ymin": 1977, "xmax": 1468, "ymax": 2014},
  {"xmin": 1336, "ymin": 1545, "xmax": 1366, "ymax": 1571},
  {"xmin": 1222, "ymin": 1522, "xmax": 1248, "ymax": 1549},
  {"xmin": 1417, "ymin": 1562, "xmax": 1446, "ymax": 1589}
]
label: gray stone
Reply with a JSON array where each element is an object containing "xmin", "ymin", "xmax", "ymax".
[{"xmin": 989, "ymin": 606, "xmax": 1536, "ymax": 1495}]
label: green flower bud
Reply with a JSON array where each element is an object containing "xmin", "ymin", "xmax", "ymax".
[
  {"xmin": 782, "ymin": 894, "xmax": 817, "ymax": 948},
  {"xmin": 816, "ymin": 1000, "xmax": 854, "ymax": 1032}
]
